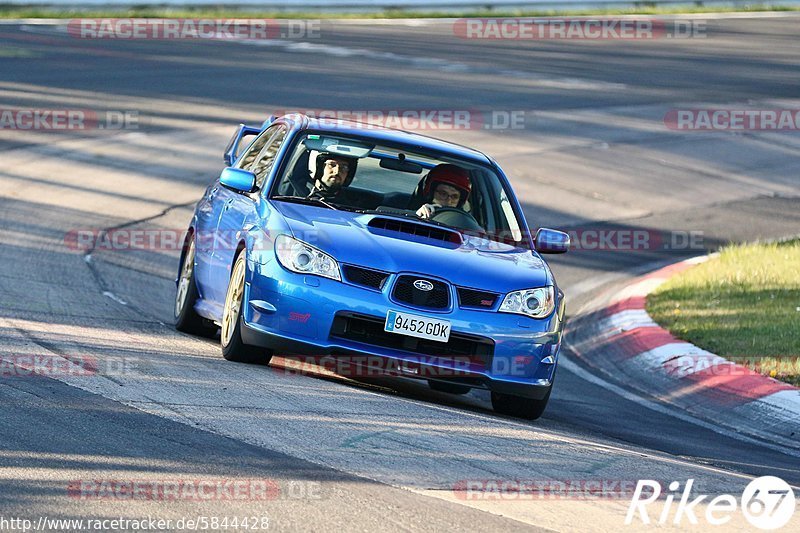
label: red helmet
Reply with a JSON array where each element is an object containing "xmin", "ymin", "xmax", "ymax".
[{"xmin": 422, "ymin": 164, "xmax": 471, "ymax": 207}]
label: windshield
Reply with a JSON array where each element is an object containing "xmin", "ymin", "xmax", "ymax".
[{"xmin": 270, "ymin": 132, "xmax": 526, "ymax": 246}]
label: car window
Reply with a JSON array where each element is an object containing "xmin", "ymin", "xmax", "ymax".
[
  {"xmin": 249, "ymin": 126, "xmax": 288, "ymax": 190},
  {"xmin": 237, "ymin": 127, "xmax": 273, "ymax": 171},
  {"xmin": 271, "ymin": 132, "xmax": 526, "ymax": 247},
  {"xmin": 349, "ymin": 156, "xmax": 421, "ymax": 194},
  {"xmin": 237, "ymin": 125, "xmax": 285, "ymax": 175}
]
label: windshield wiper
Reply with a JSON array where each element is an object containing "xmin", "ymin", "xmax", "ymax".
[{"xmin": 271, "ymin": 195, "xmax": 339, "ymax": 210}]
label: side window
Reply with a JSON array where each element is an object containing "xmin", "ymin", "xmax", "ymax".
[
  {"xmin": 237, "ymin": 125, "xmax": 283, "ymax": 172},
  {"xmin": 251, "ymin": 126, "xmax": 288, "ymax": 190},
  {"xmin": 237, "ymin": 129, "xmax": 272, "ymax": 171}
]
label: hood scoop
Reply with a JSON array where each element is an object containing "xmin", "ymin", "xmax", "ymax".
[{"xmin": 367, "ymin": 216, "xmax": 463, "ymax": 246}]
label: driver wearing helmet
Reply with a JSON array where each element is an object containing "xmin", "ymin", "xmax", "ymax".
[
  {"xmin": 308, "ymin": 153, "xmax": 356, "ymax": 200},
  {"xmin": 415, "ymin": 164, "xmax": 472, "ymax": 220}
]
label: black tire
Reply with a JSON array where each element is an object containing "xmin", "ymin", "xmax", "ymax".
[
  {"xmin": 428, "ymin": 380, "xmax": 471, "ymax": 395},
  {"xmin": 220, "ymin": 249, "xmax": 271, "ymax": 364},
  {"xmin": 491, "ymin": 386, "xmax": 552, "ymax": 420},
  {"xmin": 174, "ymin": 236, "xmax": 217, "ymax": 338}
]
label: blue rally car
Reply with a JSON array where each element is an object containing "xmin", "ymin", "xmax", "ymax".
[{"xmin": 175, "ymin": 114, "xmax": 569, "ymax": 419}]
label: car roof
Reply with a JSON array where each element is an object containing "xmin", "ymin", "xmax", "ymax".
[{"xmin": 276, "ymin": 114, "xmax": 493, "ymax": 166}]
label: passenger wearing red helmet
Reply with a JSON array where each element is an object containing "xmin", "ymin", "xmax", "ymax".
[{"xmin": 415, "ymin": 163, "xmax": 472, "ymax": 220}]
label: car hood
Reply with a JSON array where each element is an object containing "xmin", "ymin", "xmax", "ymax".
[{"xmin": 271, "ymin": 201, "xmax": 551, "ymax": 292}]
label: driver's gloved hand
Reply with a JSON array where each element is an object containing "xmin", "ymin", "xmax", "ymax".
[{"xmin": 416, "ymin": 203, "xmax": 441, "ymax": 219}]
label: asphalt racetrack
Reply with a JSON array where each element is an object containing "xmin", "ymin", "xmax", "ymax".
[{"xmin": 0, "ymin": 15, "xmax": 799, "ymax": 531}]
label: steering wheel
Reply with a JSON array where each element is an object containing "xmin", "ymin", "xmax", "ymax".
[{"xmin": 430, "ymin": 207, "xmax": 484, "ymax": 232}]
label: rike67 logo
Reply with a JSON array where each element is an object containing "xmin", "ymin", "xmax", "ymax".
[{"xmin": 626, "ymin": 476, "xmax": 796, "ymax": 529}]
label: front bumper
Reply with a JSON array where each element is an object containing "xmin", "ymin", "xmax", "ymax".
[{"xmin": 242, "ymin": 255, "xmax": 563, "ymax": 399}]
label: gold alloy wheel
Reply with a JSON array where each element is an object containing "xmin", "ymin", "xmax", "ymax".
[
  {"xmin": 175, "ymin": 239, "xmax": 195, "ymax": 318},
  {"xmin": 221, "ymin": 255, "xmax": 245, "ymax": 347}
]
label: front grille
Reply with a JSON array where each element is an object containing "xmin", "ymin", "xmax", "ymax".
[
  {"xmin": 343, "ymin": 265, "xmax": 389, "ymax": 290},
  {"xmin": 368, "ymin": 217, "xmax": 462, "ymax": 244},
  {"xmin": 330, "ymin": 313, "xmax": 494, "ymax": 365},
  {"xmin": 392, "ymin": 275, "xmax": 450, "ymax": 309},
  {"xmin": 457, "ymin": 287, "xmax": 499, "ymax": 309}
]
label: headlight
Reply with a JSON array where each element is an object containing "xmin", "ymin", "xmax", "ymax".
[
  {"xmin": 275, "ymin": 235, "xmax": 341, "ymax": 281},
  {"xmin": 499, "ymin": 286, "xmax": 555, "ymax": 319}
]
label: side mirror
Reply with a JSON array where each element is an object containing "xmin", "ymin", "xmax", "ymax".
[
  {"xmin": 223, "ymin": 123, "xmax": 262, "ymax": 166},
  {"xmin": 534, "ymin": 228, "xmax": 570, "ymax": 254},
  {"xmin": 220, "ymin": 167, "xmax": 256, "ymax": 194}
]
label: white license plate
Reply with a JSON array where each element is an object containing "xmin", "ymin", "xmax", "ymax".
[{"xmin": 384, "ymin": 310, "xmax": 451, "ymax": 343}]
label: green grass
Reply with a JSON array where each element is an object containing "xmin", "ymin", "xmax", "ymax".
[
  {"xmin": 1, "ymin": 4, "xmax": 799, "ymax": 19},
  {"xmin": 647, "ymin": 240, "xmax": 800, "ymax": 386}
]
